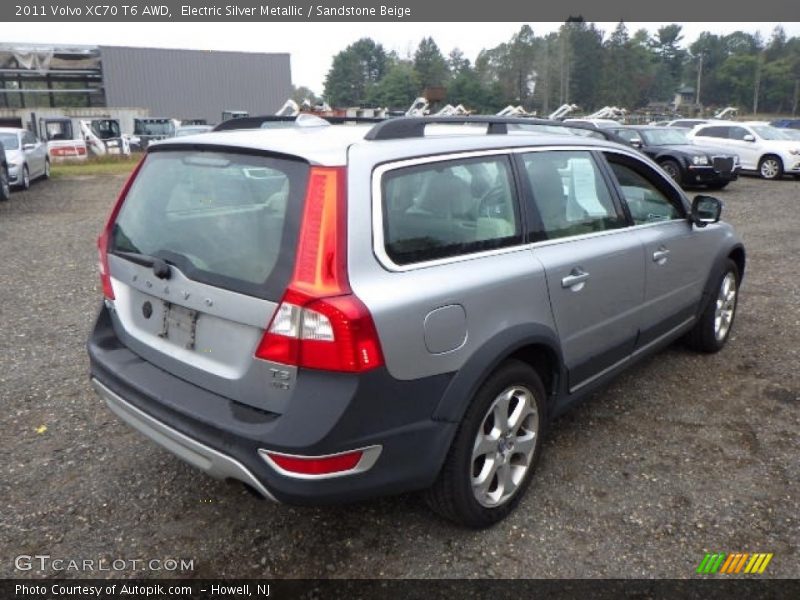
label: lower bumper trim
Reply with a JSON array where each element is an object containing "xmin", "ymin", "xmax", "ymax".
[{"xmin": 91, "ymin": 378, "xmax": 278, "ymax": 502}]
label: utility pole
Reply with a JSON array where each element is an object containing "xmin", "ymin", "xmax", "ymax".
[
  {"xmin": 792, "ymin": 79, "xmax": 799, "ymax": 117},
  {"xmin": 695, "ymin": 54, "xmax": 703, "ymax": 105},
  {"xmin": 753, "ymin": 54, "xmax": 763, "ymax": 116}
]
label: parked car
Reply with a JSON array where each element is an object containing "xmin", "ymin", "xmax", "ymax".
[
  {"xmin": 174, "ymin": 125, "xmax": 213, "ymax": 137},
  {"xmin": 88, "ymin": 116, "xmax": 745, "ymax": 528},
  {"xmin": 688, "ymin": 121, "xmax": 800, "ymax": 180},
  {"xmin": 769, "ymin": 118, "xmax": 800, "ymax": 130},
  {"xmin": 0, "ymin": 128, "xmax": 50, "ymax": 190},
  {"xmin": 605, "ymin": 125, "xmax": 740, "ymax": 189},
  {"xmin": 562, "ymin": 118, "xmax": 621, "ymax": 129},
  {"xmin": 0, "ymin": 139, "xmax": 10, "ymax": 201},
  {"xmin": 665, "ymin": 119, "xmax": 710, "ymax": 129}
]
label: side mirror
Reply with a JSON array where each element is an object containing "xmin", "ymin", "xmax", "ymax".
[
  {"xmin": 22, "ymin": 143, "xmax": 36, "ymax": 151},
  {"xmin": 630, "ymin": 138, "xmax": 643, "ymax": 148},
  {"xmin": 691, "ymin": 195, "xmax": 722, "ymax": 227},
  {"xmin": 742, "ymin": 134, "xmax": 755, "ymax": 142}
]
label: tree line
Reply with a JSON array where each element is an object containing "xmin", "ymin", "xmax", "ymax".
[{"xmin": 306, "ymin": 21, "xmax": 800, "ymax": 116}]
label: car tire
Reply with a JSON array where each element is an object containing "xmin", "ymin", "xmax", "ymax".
[
  {"xmin": 685, "ymin": 259, "xmax": 740, "ymax": 353},
  {"xmin": 758, "ymin": 155, "xmax": 783, "ymax": 180},
  {"xmin": 0, "ymin": 166, "xmax": 10, "ymax": 201},
  {"xmin": 43, "ymin": 158, "xmax": 50, "ymax": 179},
  {"xmin": 425, "ymin": 360, "xmax": 546, "ymax": 528},
  {"xmin": 20, "ymin": 165, "xmax": 30, "ymax": 190},
  {"xmin": 659, "ymin": 159, "xmax": 683, "ymax": 185},
  {"xmin": 706, "ymin": 181, "xmax": 729, "ymax": 190}
]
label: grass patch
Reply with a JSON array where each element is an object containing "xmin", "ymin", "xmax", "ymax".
[{"xmin": 51, "ymin": 153, "xmax": 143, "ymax": 178}]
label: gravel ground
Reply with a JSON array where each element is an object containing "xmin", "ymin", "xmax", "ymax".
[{"xmin": 0, "ymin": 173, "xmax": 798, "ymax": 579}]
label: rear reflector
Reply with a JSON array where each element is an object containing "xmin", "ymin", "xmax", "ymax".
[{"xmin": 265, "ymin": 450, "xmax": 363, "ymax": 476}]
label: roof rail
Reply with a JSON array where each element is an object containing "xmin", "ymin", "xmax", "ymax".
[
  {"xmin": 364, "ymin": 116, "xmax": 559, "ymax": 140},
  {"xmin": 213, "ymin": 114, "xmax": 387, "ymax": 132},
  {"xmin": 363, "ymin": 115, "xmax": 628, "ymax": 144}
]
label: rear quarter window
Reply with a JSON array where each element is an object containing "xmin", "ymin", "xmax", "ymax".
[
  {"xmin": 380, "ymin": 155, "xmax": 522, "ymax": 266},
  {"xmin": 695, "ymin": 126, "xmax": 729, "ymax": 138}
]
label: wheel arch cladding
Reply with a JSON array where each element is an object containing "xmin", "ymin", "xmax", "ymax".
[
  {"xmin": 698, "ymin": 243, "xmax": 745, "ymax": 317},
  {"xmin": 432, "ymin": 323, "xmax": 563, "ymax": 424},
  {"xmin": 729, "ymin": 245, "xmax": 745, "ymax": 281}
]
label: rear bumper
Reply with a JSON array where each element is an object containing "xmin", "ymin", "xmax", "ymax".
[
  {"xmin": 92, "ymin": 378, "xmax": 277, "ymax": 501},
  {"xmin": 87, "ymin": 305, "xmax": 456, "ymax": 504}
]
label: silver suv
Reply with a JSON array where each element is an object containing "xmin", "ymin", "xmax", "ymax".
[{"xmin": 88, "ymin": 116, "xmax": 745, "ymax": 527}]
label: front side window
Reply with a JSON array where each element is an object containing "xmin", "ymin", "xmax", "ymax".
[
  {"xmin": 522, "ymin": 150, "xmax": 625, "ymax": 240},
  {"xmin": 728, "ymin": 126, "xmax": 750, "ymax": 141},
  {"xmin": 613, "ymin": 129, "xmax": 642, "ymax": 144},
  {"xmin": 605, "ymin": 154, "xmax": 684, "ymax": 225},
  {"xmin": 381, "ymin": 155, "xmax": 521, "ymax": 265}
]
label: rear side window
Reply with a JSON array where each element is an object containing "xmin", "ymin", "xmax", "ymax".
[
  {"xmin": 695, "ymin": 126, "xmax": 729, "ymax": 138},
  {"xmin": 381, "ymin": 155, "xmax": 522, "ymax": 265},
  {"xmin": 111, "ymin": 149, "xmax": 308, "ymax": 299},
  {"xmin": 522, "ymin": 150, "xmax": 625, "ymax": 241}
]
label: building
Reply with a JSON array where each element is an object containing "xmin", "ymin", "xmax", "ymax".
[{"xmin": 0, "ymin": 44, "xmax": 292, "ymax": 126}]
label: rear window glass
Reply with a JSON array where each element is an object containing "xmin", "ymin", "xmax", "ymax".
[
  {"xmin": 111, "ymin": 149, "xmax": 308, "ymax": 299},
  {"xmin": 381, "ymin": 155, "xmax": 522, "ymax": 266}
]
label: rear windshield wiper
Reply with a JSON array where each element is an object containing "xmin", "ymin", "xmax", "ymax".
[{"xmin": 113, "ymin": 251, "xmax": 173, "ymax": 280}]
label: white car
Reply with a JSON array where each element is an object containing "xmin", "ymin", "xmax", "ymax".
[
  {"xmin": 687, "ymin": 121, "xmax": 800, "ymax": 180},
  {"xmin": 563, "ymin": 118, "xmax": 621, "ymax": 129},
  {"xmin": 0, "ymin": 127, "xmax": 50, "ymax": 190}
]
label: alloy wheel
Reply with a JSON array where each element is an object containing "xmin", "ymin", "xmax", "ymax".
[
  {"xmin": 471, "ymin": 385, "xmax": 539, "ymax": 508},
  {"xmin": 760, "ymin": 159, "xmax": 780, "ymax": 179},
  {"xmin": 714, "ymin": 272, "xmax": 737, "ymax": 342}
]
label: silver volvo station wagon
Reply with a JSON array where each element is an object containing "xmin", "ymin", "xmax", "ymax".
[{"xmin": 88, "ymin": 116, "xmax": 744, "ymax": 527}]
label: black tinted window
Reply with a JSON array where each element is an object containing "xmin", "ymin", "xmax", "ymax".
[
  {"xmin": 382, "ymin": 155, "xmax": 521, "ymax": 265},
  {"xmin": 695, "ymin": 126, "xmax": 729, "ymax": 138}
]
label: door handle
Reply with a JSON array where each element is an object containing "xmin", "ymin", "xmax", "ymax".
[
  {"xmin": 653, "ymin": 248, "xmax": 670, "ymax": 263},
  {"xmin": 561, "ymin": 268, "xmax": 590, "ymax": 289}
]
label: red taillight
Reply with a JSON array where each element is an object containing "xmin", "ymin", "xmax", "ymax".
[
  {"xmin": 254, "ymin": 166, "xmax": 384, "ymax": 373},
  {"xmin": 292, "ymin": 166, "xmax": 347, "ymax": 296},
  {"xmin": 97, "ymin": 156, "xmax": 146, "ymax": 299},
  {"xmin": 77, "ymin": 146, "xmax": 87, "ymax": 156},
  {"xmin": 266, "ymin": 450, "xmax": 363, "ymax": 475}
]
